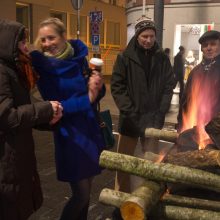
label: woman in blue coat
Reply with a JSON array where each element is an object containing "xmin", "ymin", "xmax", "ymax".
[{"xmin": 30, "ymin": 17, "xmax": 105, "ymax": 220}]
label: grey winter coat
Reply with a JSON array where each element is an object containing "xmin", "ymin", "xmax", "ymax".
[
  {"xmin": 111, "ymin": 36, "xmax": 175, "ymax": 137},
  {"xmin": 0, "ymin": 19, "xmax": 54, "ymax": 220}
]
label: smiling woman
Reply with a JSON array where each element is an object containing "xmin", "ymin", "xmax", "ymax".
[{"xmin": 30, "ymin": 17, "xmax": 106, "ymax": 220}]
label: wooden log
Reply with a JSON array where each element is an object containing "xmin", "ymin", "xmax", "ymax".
[
  {"xmin": 162, "ymin": 193, "xmax": 220, "ymax": 212},
  {"xmin": 164, "ymin": 149, "xmax": 220, "ymax": 168},
  {"xmin": 144, "ymin": 128, "xmax": 178, "ymax": 143},
  {"xmin": 205, "ymin": 113, "xmax": 220, "ymax": 149},
  {"xmin": 99, "ymin": 150, "xmax": 220, "ymax": 192},
  {"xmin": 159, "ymin": 205, "xmax": 220, "ymax": 220},
  {"xmin": 99, "ymin": 188, "xmax": 220, "ymax": 219},
  {"xmin": 120, "ymin": 181, "xmax": 165, "ymax": 220}
]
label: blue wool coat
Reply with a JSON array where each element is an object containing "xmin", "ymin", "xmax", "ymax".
[{"xmin": 31, "ymin": 40, "xmax": 105, "ymax": 182}]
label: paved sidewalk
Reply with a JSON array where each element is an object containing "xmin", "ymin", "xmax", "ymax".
[{"xmin": 29, "ymin": 84, "xmax": 178, "ymax": 220}]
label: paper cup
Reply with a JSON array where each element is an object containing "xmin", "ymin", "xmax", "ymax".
[{"xmin": 89, "ymin": 58, "xmax": 104, "ymax": 72}]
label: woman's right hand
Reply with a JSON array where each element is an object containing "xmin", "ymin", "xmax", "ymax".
[
  {"xmin": 88, "ymin": 73, "xmax": 103, "ymax": 103},
  {"xmin": 49, "ymin": 101, "xmax": 63, "ymax": 124}
]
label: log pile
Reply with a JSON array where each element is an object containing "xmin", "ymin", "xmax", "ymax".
[{"xmin": 99, "ymin": 150, "xmax": 220, "ymax": 219}]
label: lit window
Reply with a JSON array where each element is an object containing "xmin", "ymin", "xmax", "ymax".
[
  {"xmin": 70, "ymin": 14, "xmax": 87, "ymax": 43},
  {"xmin": 106, "ymin": 21, "xmax": 120, "ymax": 45},
  {"xmin": 50, "ymin": 10, "xmax": 67, "ymax": 29},
  {"xmin": 16, "ymin": 3, "xmax": 32, "ymax": 41}
]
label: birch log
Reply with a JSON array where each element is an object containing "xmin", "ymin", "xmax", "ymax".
[
  {"xmin": 145, "ymin": 128, "xmax": 178, "ymax": 143},
  {"xmin": 162, "ymin": 193, "xmax": 220, "ymax": 212},
  {"xmin": 100, "ymin": 188, "xmax": 220, "ymax": 212},
  {"xmin": 99, "ymin": 150, "xmax": 220, "ymax": 192},
  {"xmin": 99, "ymin": 188, "xmax": 220, "ymax": 219},
  {"xmin": 120, "ymin": 181, "xmax": 165, "ymax": 220},
  {"xmin": 164, "ymin": 149, "xmax": 220, "ymax": 168},
  {"xmin": 158, "ymin": 205, "xmax": 220, "ymax": 220}
]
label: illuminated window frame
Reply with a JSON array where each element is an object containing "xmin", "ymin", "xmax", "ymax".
[{"xmin": 16, "ymin": 2, "xmax": 32, "ymax": 42}]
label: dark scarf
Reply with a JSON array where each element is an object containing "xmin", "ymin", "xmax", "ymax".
[
  {"xmin": 16, "ymin": 51, "xmax": 38, "ymax": 90},
  {"xmin": 201, "ymin": 54, "xmax": 220, "ymax": 72},
  {"xmin": 136, "ymin": 42, "xmax": 158, "ymax": 84}
]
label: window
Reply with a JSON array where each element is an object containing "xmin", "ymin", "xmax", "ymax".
[
  {"xmin": 50, "ymin": 10, "xmax": 67, "ymax": 29},
  {"xmin": 70, "ymin": 14, "xmax": 87, "ymax": 43},
  {"xmin": 16, "ymin": 3, "xmax": 32, "ymax": 41},
  {"xmin": 106, "ymin": 21, "xmax": 120, "ymax": 45}
]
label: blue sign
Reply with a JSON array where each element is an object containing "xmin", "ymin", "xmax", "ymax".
[
  {"xmin": 90, "ymin": 11, "xmax": 103, "ymax": 23},
  {"xmin": 91, "ymin": 34, "xmax": 100, "ymax": 46}
]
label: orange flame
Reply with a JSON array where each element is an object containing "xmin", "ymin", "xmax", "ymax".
[{"xmin": 181, "ymin": 72, "xmax": 217, "ymax": 149}]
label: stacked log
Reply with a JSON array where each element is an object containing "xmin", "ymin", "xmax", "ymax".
[
  {"xmin": 100, "ymin": 150, "xmax": 220, "ymax": 192},
  {"xmin": 164, "ymin": 149, "xmax": 220, "ymax": 169},
  {"xmin": 144, "ymin": 128, "xmax": 178, "ymax": 143},
  {"xmin": 99, "ymin": 188, "xmax": 220, "ymax": 219},
  {"xmin": 99, "ymin": 150, "xmax": 220, "ymax": 219}
]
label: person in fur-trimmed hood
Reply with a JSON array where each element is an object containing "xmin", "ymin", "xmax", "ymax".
[
  {"xmin": 111, "ymin": 16, "xmax": 175, "ymax": 199},
  {"xmin": 0, "ymin": 19, "xmax": 62, "ymax": 220}
]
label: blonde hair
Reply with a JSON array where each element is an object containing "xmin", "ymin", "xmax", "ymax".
[{"xmin": 34, "ymin": 17, "xmax": 66, "ymax": 51}]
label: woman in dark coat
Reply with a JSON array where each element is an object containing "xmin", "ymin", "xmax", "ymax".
[{"xmin": 0, "ymin": 19, "xmax": 62, "ymax": 220}]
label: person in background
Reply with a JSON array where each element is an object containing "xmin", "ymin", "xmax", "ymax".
[
  {"xmin": 164, "ymin": 47, "xmax": 171, "ymax": 60},
  {"xmin": 184, "ymin": 50, "xmax": 196, "ymax": 82},
  {"xmin": 30, "ymin": 17, "xmax": 105, "ymax": 220},
  {"xmin": 0, "ymin": 19, "xmax": 62, "ymax": 220},
  {"xmin": 178, "ymin": 30, "xmax": 220, "ymax": 135},
  {"xmin": 111, "ymin": 16, "xmax": 174, "ymax": 192},
  {"xmin": 173, "ymin": 45, "xmax": 185, "ymax": 103}
]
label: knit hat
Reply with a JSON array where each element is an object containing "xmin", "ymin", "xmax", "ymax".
[
  {"xmin": 199, "ymin": 30, "xmax": 220, "ymax": 44},
  {"xmin": 135, "ymin": 17, "xmax": 156, "ymax": 36}
]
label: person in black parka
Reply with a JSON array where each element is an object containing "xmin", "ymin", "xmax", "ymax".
[
  {"xmin": 0, "ymin": 19, "xmax": 62, "ymax": 220},
  {"xmin": 111, "ymin": 17, "xmax": 175, "ymax": 194}
]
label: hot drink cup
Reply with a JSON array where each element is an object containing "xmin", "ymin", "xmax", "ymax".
[{"xmin": 89, "ymin": 57, "xmax": 104, "ymax": 73}]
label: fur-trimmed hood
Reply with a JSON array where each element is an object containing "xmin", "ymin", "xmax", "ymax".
[{"xmin": 0, "ymin": 19, "xmax": 25, "ymax": 66}]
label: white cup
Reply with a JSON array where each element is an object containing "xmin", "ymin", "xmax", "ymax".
[{"xmin": 89, "ymin": 58, "xmax": 104, "ymax": 72}]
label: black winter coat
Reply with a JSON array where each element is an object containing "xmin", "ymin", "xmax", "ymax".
[
  {"xmin": 111, "ymin": 36, "xmax": 175, "ymax": 137},
  {"xmin": 178, "ymin": 54, "xmax": 220, "ymax": 131},
  {"xmin": 0, "ymin": 19, "xmax": 54, "ymax": 220}
]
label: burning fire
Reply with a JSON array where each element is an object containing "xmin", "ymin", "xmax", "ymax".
[{"xmin": 181, "ymin": 72, "xmax": 217, "ymax": 149}]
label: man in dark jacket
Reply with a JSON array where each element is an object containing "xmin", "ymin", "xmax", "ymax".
[
  {"xmin": 111, "ymin": 17, "xmax": 175, "ymax": 195},
  {"xmin": 178, "ymin": 30, "xmax": 220, "ymax": 139},
  {"xmin": 173, "ymin": 45, "xmax": 185, "ymax": 103}
]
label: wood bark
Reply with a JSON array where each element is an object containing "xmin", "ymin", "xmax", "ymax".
[
  {"xmin": 158, "ymin": 205, "xmax": 220, "ymax": 220},
  {"xmin": 99, "ymin": 150, "xmax": 220, "ymax": 192},
  {"xmin": 162, "ymin": 193, "xmax": 220, "ymax": 212},
  {"xmin": 99, "ymin": 188, "xmax": 220, "ymax": 219},
  {"xmin": 164, "ymin": 149, "xmax": 220, "ymax": 168},
  {"xmin": 144, "ymin": 128, "xmax": 178, "ymax": 143},
  {"xmin": 205, "ymin": 112, "xmax": 220, "ymax": 149},
  {"xmin": 120, "ymin": 181, "xmax": 165, "ymax": 220}
]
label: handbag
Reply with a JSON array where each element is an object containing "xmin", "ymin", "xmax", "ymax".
[{"xmin": 99, "ymin": 109, "xmax": 115, "ymax": 149}]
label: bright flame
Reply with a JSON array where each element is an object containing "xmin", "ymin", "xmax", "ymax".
[{"xmin": 181, "ymin": 72, "xmax": 217, "ymax": 149}]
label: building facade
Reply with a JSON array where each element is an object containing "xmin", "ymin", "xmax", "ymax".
[
  {"xmin": 126, "ymin": 0, "xmax": 220, "ymax": 64},
  {"xmin": 0, "ymin": 0, "xmax": 127, "ymax": 76}
]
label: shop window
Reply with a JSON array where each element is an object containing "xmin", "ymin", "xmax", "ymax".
[
  {"xmin": 106, "ymin": 21, "xmax": 120, "ymax": 45},
  {"xmin": 50, "ymin": 10, "xmax": 67, "ymax": 29},
  {"xmin": 16, "ymin": 3, "xmax": 32, "ymax": 42},
  {"xmin": 70, "ymin": 14, "xmax": 87, "ymax": 43}
]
